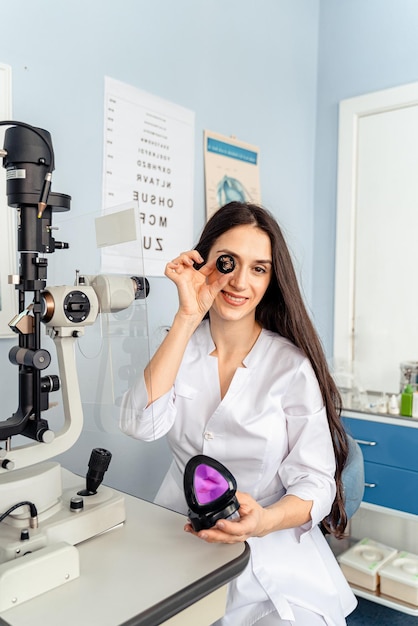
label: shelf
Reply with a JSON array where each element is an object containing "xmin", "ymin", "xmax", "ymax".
[
  {"xmin": 342, "ymin": 408, "xmax": 418, "ymax": 428},
  {"xmin": 350, "ymin": 584, "xmax": 418, "ymax": 616},
  {"xmin": 331, "ymin": 408, "xmax": 418, "ymax": 615},
  {"xmin": 327, "ymin": 535, "xmax": 418, "ymax": 616}
]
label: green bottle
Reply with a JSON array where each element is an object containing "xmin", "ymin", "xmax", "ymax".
[{"xmin": 400, "ymin": 384, "xmax": 414, "ymax": 417}]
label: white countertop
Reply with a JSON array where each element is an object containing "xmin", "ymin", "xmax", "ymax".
[{"xmin": 0, "ymin": 488, "xmax": 249, "ymax": 626}]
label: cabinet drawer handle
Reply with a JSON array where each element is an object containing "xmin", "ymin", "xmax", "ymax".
[
  {"xmin": 355, "ymin": 439, "xmax": 377, "ymax": 446},
  {"xmin": 364, "ymin": 482, "xmax": 376, "ymax": 488}
]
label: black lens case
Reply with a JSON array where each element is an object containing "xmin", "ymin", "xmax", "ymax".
[
  {"xmin": 183, "ymin": 454, "xmax": 240, "ymax": 531},
  {"xmin": 216, "ymin": 254, "xmax": 235, "ymax": 274}
]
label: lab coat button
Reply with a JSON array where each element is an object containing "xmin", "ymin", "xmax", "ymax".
[{"xmin": 204, "ymin": 431, "xmax": 214, "ymax": 440}]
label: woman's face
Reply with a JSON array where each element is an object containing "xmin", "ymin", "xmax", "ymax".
[{"xmin": 207, "ymin": 224, "xmax": 272, "ymax": 323}]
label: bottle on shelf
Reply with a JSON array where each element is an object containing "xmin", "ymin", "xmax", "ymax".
[
  {"xmin": 400, "ymin": 384, "xmax": 414, "ymax": 417},
  {"xmin": 388, "ymin": 394, "xmax": 400, "ymax": 415}
]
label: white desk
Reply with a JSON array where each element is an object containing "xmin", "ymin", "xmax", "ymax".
[{"xmin": 0, "ymin": 491, "xmax": 249, "ymax": 626}]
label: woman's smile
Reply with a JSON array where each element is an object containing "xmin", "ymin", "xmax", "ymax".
[{"xmin": 221, "ymin": 290, "xmax": 249, "ymax": 306}]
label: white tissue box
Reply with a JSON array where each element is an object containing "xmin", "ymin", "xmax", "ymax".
[
  {"xmin": 337, "ymin": 538, "xmax": 398, "ymax": 591},
  {"xmin": 379, "ymin": 551, "xmax": 418, "ymax": 605}
]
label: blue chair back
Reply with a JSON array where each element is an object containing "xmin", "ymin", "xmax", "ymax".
[{"xmin": 342, "ymin": 434, "xmax": 364, "ymax": 520}]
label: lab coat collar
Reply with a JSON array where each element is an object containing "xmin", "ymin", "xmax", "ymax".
[{"xmin": 196, "ymin": 320, "xmax": 277, "ymax": 370}]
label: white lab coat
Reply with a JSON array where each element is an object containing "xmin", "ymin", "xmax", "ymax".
[{"xmin": 120, "ymin": 321, "xmax": 357, "ymax": 625}]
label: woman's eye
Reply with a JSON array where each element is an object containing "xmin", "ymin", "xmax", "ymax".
[{"xmin": 254, "ymin": 266, "xmax": 266, "ymax": 274}]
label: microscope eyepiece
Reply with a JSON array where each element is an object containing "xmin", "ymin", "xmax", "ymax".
[{"xmin": 131, "ymin": 276, "xmax": 150, "ymax": 299}]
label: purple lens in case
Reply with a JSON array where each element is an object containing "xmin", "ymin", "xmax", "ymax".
[
  {"xmin": 183, "ymin": 454, "xmax": 240, "ymax": 531},
  {"xmin": 194, "ymin": 464, "xmax": 229, "ymax": 504}
]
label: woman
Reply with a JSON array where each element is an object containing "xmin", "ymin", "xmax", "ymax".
[{"xmin": 120, "ymin": 202, "xmax": 357, "ymax": 625}]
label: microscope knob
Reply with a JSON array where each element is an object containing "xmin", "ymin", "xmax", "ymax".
[
  {"xmin": 40, "ymin": 429, "xmax": 55, "ymax": 444},
  {"xmin": 70, "ymin": 496, "xmax": 84, "ymax": 513},
  {"xmin": 1, "ymin": 459, "xmax": 15, "ymax": 470}
]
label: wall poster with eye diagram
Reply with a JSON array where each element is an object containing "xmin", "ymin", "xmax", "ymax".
[
  {"xmin": 203, "ymin": 130, "xmax": 261, "ymax": 220},
  {"xmin": 0, "ymin": 63, "xmax": 16, "ymax": 338}
]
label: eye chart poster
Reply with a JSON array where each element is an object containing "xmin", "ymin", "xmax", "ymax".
[
  {"xmin": 102, "ymin": 77, "xmax": 195, "ymax": 276},
  {"xmin": 204, "ymin": 130, "xmax": 261, "ymax": 220}
]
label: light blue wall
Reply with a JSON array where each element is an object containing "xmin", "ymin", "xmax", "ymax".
[
  {"xmin": 0, "ymin": 0, "xmax": 320, "ymax": 497},
  {"xmin": 313, "ymin": 0, "xmax": 418, "ymax": 353},
  {"xmin": 3, "ymin": 0, "xmax": 418, "ymax": 497}
]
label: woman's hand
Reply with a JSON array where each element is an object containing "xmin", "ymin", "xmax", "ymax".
[
  {"xmin": 184, "ymin": 492, "xmax": 313, "ymax": 544},
  {"xmin": 143, "ymin": 249, "xmax": 234, "ymax": 405},
  {"xmin": 184, "ymin": 491, "xmax": 275, "ymax": 544},
  {"xmin": 165, "ymin": 250, "xmax": 232, "ymax": 321}
]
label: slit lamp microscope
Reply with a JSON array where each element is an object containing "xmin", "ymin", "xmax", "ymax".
[{"xmin": 0, "ymin": 122, "xmax": 148, "ymax": 610}]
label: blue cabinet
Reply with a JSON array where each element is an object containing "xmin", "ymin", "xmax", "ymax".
[{"xmin": 343, "ymin": 415, "xmax": 418, "ymax": 516}]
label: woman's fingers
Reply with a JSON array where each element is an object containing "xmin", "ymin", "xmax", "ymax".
[
  {"xmin": 176, "ymin": 250, "xmax": 203, "ymax": 267},
  {"xmin": 166, "ymin": 250, "xmax": 237, "ymax": 283},
  {"xmin": 184, "ymin": 522, "xmax": 247, "ymax": 544},
  {"xmin": 165, "ymin": 250, "xmax": 204, "ymax": 277},
  {"xmin": 164, "ymin": 249, "xmax": 236, "ymax": 319}
]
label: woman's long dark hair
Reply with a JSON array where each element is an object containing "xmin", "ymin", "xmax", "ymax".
[{"xmin": 195, "ymin": 201, "xmax": 348, "ymax": 537}]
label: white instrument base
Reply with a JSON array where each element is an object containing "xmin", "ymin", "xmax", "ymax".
[
  {"xmin": 0, "ymin": 542, "xmax": 79, "ymax": 611},
  {"xmin": 0, "ymin": 464, "xmax": 125, "ymax": 610}
]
